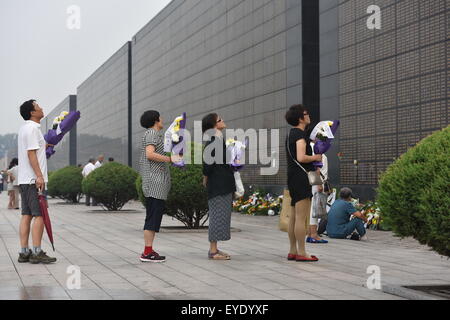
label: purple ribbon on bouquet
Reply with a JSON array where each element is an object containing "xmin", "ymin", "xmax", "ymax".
[
  {"xmin": 44, "ymin": 111, "xmax": 81, "ymax": 159},
  {"xmin": 312, "ymin": 120, "xmax": 340, "ymax": 169}
]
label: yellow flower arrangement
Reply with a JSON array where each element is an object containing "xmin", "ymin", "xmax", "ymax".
[
  {"xmin": 52, "ymin": 111, "xmax": 70, "ymax": 129},
  {"xmin": 226, "ymin": 138, "xmax": 236, "ymax": 147},
  {"xmin": 233, "ymin": 191, "xmax": 282, "ymax": 216}
]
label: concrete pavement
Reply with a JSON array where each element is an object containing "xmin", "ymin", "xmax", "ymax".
[{"xmin": 0, "ymin": 192, "xmax": 449, "ymax": 300}]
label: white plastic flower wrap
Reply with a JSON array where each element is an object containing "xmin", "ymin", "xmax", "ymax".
[
  {"xmin": 163, "ymin": 113, "xmax": 187, "ymax": 168},
  {"xmin": 164, "ymin": 115, "xmax": 183, "ymax": 150},
  {"xmin": 226, "ymin": 138, "xmax": 247, "ymax": 170},
  {"xmin": 310, "ymin": 121, "xmax": 335, "ymax": 141},
  {"xmin": 309, "ymin": 120, "xmax": 340, "ymax": 169},
  {"xmin": 234, "ymin": 171, "xmax": 245, "ymax": 198},
  {"xmin": 226, "ymin": 138, "xmax": 247, "ymax": 198}
]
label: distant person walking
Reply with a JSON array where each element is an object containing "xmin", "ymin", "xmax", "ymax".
[
  {"xmin": 139, "ymin": 111, "xmax": 181, "ymax": 263},
  {"xmin": 17, "ymin": 100, "xmax": 56, "ymax": 264},
  {"xmin": 0, "ymin": 171, "xmax": 3, "ymax": 194},
  {"xmin": 82, "ymin": 158, "xmax": 97, "ymax": 206},
  {"xmin": 7, "ymin": 158, "xmax": 20, "ymax": 210},
  {"xmin": 202, "ymin": 113, "xmax": 236, "ymax": 260}
]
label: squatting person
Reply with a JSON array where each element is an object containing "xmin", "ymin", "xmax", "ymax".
[{"xmin": 326, "ymin": 187, "xmax": 368, "ymax": 241}]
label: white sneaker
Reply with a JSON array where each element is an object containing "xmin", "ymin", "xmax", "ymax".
[{"xmin": 360, "ymin": 235, "xmax": 369, "ymax": 241}]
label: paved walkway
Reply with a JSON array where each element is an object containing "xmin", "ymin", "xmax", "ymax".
[{"xmin": 0, "ymin": 192, "xmax": 449, "ymax": 300}]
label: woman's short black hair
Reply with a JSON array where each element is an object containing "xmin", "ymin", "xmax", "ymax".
[
  {"xmin": 20, "ymin": 100, "xmax": 36, "ymax": 121},
  {"xmin": 140, "ymin": 110, "xmax": 160, "ymax": 129},
  {"xmin": 285, "ymin": 104, "xmax": 308, "ymax": 127},
  {"xmin": 202, "ymin": 113, "xmax": 218, "ymax": 133},
  {"xmin": 8, "ymin": 158, "xmax": 18, "ymax": 169}
]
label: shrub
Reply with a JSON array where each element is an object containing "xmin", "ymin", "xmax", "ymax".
[
  {"xmin": 137, "ymin": 142, "xmax": 208, "ymax": 228},
  {"xmin": 82, "ymin": 162, "xmax": 139, "ymax": 211},
  {"xmin": 48, "ymin": 166, "xmax": 83, "ymax": 203},
  {"xmin": 377, "ymin": 126, "xmax": 450, "ymax": 257}
]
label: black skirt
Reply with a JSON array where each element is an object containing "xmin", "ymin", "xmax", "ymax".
[{"xmin": 288, "ymin": 169, "xmax": 312, "ymax": 206}]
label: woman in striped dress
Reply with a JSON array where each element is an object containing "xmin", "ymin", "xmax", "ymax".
[
  {"xmin": 139, "ymin": 110, "xmax": 181, "ymax": 263},
  {"xmin": 202, "ymin": 113, "xmax": 236, "ymax": 260}
]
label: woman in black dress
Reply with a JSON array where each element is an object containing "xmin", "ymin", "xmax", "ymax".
[
  {"xmin": 285, "ymin": 105, "xmax": 323, "ymax": 262},
  {"xmin": 202, "ymin": 113, "xmax": 236, "ymax": 260}
]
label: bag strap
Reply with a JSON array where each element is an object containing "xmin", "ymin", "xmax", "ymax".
[
  {"xmin": 287, "ymin": 130, "xmax": 327, "ymax": 180},
  {"xmin": 286, "ymin": 130, "xmax": 309, "ymax": 175}
]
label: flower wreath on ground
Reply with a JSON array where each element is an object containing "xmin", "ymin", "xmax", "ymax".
[
  {"xmin": 351, "ymin": 198, "xmax": 389, "ymax": 231},
  {"xmin": 233, "ymin": 190, "xmax": 283, "ymax": 216}
]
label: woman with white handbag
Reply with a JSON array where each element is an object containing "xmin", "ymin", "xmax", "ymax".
[
  {"xmin": 202, "ymin": 113, "xmax": 236, "ymax": 260},
  {"xmin": 285, "ymin": 105, "xmax": 323, "ymax": 262}
]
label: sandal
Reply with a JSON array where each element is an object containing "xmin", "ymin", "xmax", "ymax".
[
  {"xmin": 287, "ymin": 253, "xmax": 297, "ymax": 261},
  {"xmin": 217, "ymin": 250, "xmax": 230, "ymax": 258},
  {"xmin": 306, "ymin": 237, "xmax": 328, "ymax": 244},
  {"xmin": 208, "ymin": 251, "xmax": 230, "ymax": 260},
  {"xmin": 296, "ymin": 255, "xmax": 319, "ymax": 262}
]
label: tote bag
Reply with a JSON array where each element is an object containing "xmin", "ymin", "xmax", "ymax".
[{"xmin": 278, "ymin": 189, "xmax": 292, "ymax": 232}]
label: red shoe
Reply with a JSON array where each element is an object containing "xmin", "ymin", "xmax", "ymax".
[
  {"xmin": 296, "ymin": 255, "xmax": 319, "ymax": 262},
  {"xmin": 287, "ymin": 254, "xmax": 297, "ymax": 261}
]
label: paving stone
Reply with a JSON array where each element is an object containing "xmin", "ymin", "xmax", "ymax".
[
  {"xmin": 25, "ymin": 286, "xmax": 70, "ymax": 299},
  {"xmin": 67, "ymin": 289, "xmax": 112, "ymax": 300}
]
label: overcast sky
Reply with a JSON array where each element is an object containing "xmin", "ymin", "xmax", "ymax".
[{"xmin": 0, "ymin": 0, "xmax": 171, "ymax": 135}]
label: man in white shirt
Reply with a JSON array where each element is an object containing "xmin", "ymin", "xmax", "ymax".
[
  {"xmin": 82, "ymin": 158, "xmax": 97, "ymax": 206},
  {"xmin": 82, "ymin": 158, "xmax": 96, "ymax": 177},
  {"xmin": 17, "ymin": 100, "xmax": 56, "ymax": 264},
  {"xmin": 95, "ymin": 154, "xmax": 104, "ymax": 169}
]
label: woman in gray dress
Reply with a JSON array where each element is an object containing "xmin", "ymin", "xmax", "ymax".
[{"xmin": 202, "ymin": 113, "xmax": 236, "ymax": 260}]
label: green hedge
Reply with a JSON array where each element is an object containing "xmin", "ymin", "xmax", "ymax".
[
  {"xmin": 48, "ymin": 166, "xmax": 83, "ymax": 203},
  {"xmin": 137, "ymin": 142, "xmax": 208, "ymax": 228},
  {"xmin": 82, "ymin": 162, "xmax": 138, "ymax": 211},
  {"xmin": 377, "ymin": 126, "xmax": 450, "ymax": 257}
]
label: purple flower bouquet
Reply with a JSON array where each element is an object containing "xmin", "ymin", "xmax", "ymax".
[
  {"xmin": 226, "ymin": 138, "xmax": 247, "ymax": 171},
  {"xmin": 44, "ymin": 111, "xmax": 81, "ymax": 159},
  {"xmin": 226, "ymin": 138, "xmax": 247, "ymax": 198},
  {"xmin": 163, "ymin": 113, "xmax": 187, "ymax": 168},
  {"xmin": 309, "ymin": 120, "xmax": 340, "ymax": 168}
]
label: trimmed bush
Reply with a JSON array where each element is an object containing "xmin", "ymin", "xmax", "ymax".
[
  {"xmin": 82, "ymin": 162, "xmax": 139, "ymax": 211},
  {"xmin": 137, "ymin": 142, "xmax": 208, "ymax": 228},
  {"xmin": 48, "ymin": 166, "xmax": 83, "ymax": 203},
  {"xmin": 377, "ymin": 126, "xmax": 450, "ymax": 257}
]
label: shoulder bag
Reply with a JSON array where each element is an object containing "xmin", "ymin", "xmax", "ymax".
[{"xmin": 286, "ymin": 130, "xmax": 323, "ymax": 186}]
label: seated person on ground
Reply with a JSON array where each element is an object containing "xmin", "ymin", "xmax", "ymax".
[{"xmin": 326, "ymin": 187, "xmax": 368, "ymax": 240}]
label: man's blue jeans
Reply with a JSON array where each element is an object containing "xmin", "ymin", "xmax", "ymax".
[{"xmin": 329, "ymin": 218, "xmax": 366, "ymax": 239}]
